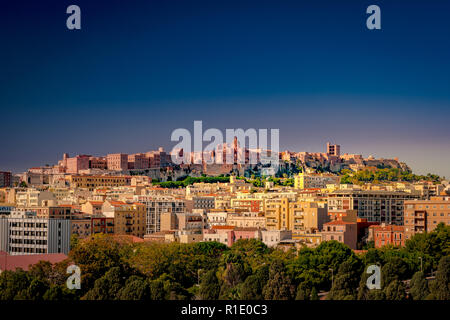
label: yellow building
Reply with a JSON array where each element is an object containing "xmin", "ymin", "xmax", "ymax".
[
  {"xmin": 294, "ymin": 172, "xmax": 340, "ymax": 189},
  {"xmin": 67, "ymin": 175, "xmax": 131, "ymax": 191},
  {"xmin": 264, "ymin": 197, "xmax": 329, "ymax": 236},
  {"xmin": 102, "ymin": 200, "xmax": 146, "ymax": 238}
]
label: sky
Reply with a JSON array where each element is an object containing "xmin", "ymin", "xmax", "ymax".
[{"xmin": 0, "ymin": 0, "xmax": 449, "ymax": 178}]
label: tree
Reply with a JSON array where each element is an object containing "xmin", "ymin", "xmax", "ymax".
[
  {"xmin": 327, "ymin": 261, "xmax": 360, "ymax": 300},
  {"xmin": 384, "ymin": 280, "xmax": 407, "ymax": 300},
  {"xmin": 240, "ymin": 266, "xmax": 269, "ymax": 300},
  {"xmin": 198, "ymin": 270, "xmax": 220, "ymax": 300},
  {"xmin": 118, "ymin": 276, "xmax": 150, "ymax": 300},
  {"xmin": 431, "ymin": 255, "xmax": 450, "ymax": 300},
  {"xmin": 409, "ymin": 271, "xmax": 429, "ymax": 300},
  {"xmin": 262, "ymin": 260, "xmax": 295, "ymax": 300},
  {"xmin": 82, "ymin": 267, "xmax": 124, "ymax": 300}
]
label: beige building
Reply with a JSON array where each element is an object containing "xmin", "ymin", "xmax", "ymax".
[
  {"xmin": 404, "ymin": 196, "xmax": 450, "ymax": 240},
  {"xmin": 294, "ymin": 172, "xmax": 340, "ymax": 190},
  {"xmin": 321, "ymin": 220, "xmax": 357, "ymax": 250},
  {"xmin": 67, "ymin": 175, "xmax": 131, "ymax": 191},
  {"xmin": 102, "ymin": 200, "xmax": 146, "ymax": 238}
]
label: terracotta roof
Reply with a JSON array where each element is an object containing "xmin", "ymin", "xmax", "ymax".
[
  {"xmin": 324, "ymin": 220, "xmax": 357, "ymax": 225},
  {"xmin": 0, "ymin": 252, "xmax": 68, "ymax": 272}
]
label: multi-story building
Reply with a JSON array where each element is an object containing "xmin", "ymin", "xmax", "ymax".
[
  {"xmin": 264, "ymin": 198, "xmax": 329, "ymax": 237},
  {"xmin": 128, "ymin": 154, "xmax": 149, "ymax": 170},
  {"xmin": 67, "ymin": 175, "xmax": 131, "ymax": 191},
  {"xmin": 91, "ymin": 217, "xmax": 114, "ymax": 235},
  {"xmin": 404, "ymin": 196, "xmax": 450, "ymax": 240},
  {"xmin": 294, "ymin": 172, "xmax": 340, "ymax": 189},
  {"xmin": 0, "ymin": 211, "xmax": 71, "ymax": 255},
  {"xmin": 326, "ymin": 142, "xmax": 341, "ymax": 157},
  {"xmin": 89, "ymin": 157, "xmax": 107, "ymax": 170},
  {"xmin": 66, "ymin": 155, "xmax": 90, "ymax": 174},
  {"xmin": 327, "ymin": 190, "xmax": 419, "ymax": 225},
  {"xmin": 15, "ymin": 189, "xmax": 57, "ymax": 207},
  {"xmin": 321, "ymin": 220, "xmax": 358, "ymax": 250},
  {"xmin": 370, "ymin": 224, "xmax": 405, "ymax": 248},
  {"xmin": 134, "ymin": 195, "xmax": 186, "ymax": 234},
  {"xmin": 261, "ymin": 230, "xmax": 292, "ymax": 247},
  {"xmin": 193, "ymin": 196, "xmax": 216, "ymax": 211},
  {"xmin": 227, "ymin": 213, "xmax": 266, "ymax": 229},
  {"xmin": 0, "ymin": 172, "xmax": 12, "ymax": 188},
  {"xmin": 106, "ymin": 153, "xmax": 129, "ymax": 171},
  {"xmin": 102, "ymin": 200, "xmax": 146, "ymax": 238}
]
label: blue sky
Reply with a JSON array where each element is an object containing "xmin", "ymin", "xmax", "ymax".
[{"xmin": 1, "ymin": 0, "xmax": 449, "ymax": 178}]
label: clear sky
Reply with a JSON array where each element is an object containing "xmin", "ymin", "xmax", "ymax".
[{"xmin": 1, "ymin": 0, "xmax": 449, "ymax": 178}]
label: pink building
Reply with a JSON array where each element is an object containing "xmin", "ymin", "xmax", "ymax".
[
  {"xmin": 128, "ymin": 153, "xmax": 149, "ymax": 170},
  {"xmin": 66, "ymin": 155, "xmax": 90, "ymax": 174},
  {"xmin": 107, "ymin": 153, "xmax": 128, "ymax": 171},
  {"xmin": 321, "ymin": 220, "xmax": 358, "ymax": 250}
]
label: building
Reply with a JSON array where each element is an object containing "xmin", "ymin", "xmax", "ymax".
[
  {"xmin": 128, "ymin": 154, "xmax": 148, "ymax": 170},
  {"xmin": 261, "ymin": 230, "xmax": 292, "ymax": 247},
  {"xmin": 0, "ymin": 211, "xmax": 71, "ymax": 255},
  {"xmin": 193, "ymin": 196, "xmax": 216, "ymax": 211},
  {"xmin": 91, "ymin": 217, "xmax": 114, "ymax": 235},
  {"xmin": 326, "ymin": 142, "xmax": 340, "ymax": 157},
  {"xmin": 404, "ymin": 196, "xmax": 450, "ymax": 240},
  {"xmin": 66, "ymin": 155, "xmax": 90, "ymax": 174},
  {"xmin": 0, "ymin": 172, "xmax": 12, "ymax": 188},
  {"xmin": 371, "ymin": 224, "xmax": 405, "ymax": 248},
  {"xmin": 327, "ymin": 190, "xmax": 419, "ymax": 225},
  {"xmin": 321, "ymin": 220, "xmax": 358, "ymax": 250},
  {"xmin": 15, "ymin": 189, "xmax": 57, "ymax": 207},
  {"xmin": 71, "ymin": 217, "xmax": 92, "ymax": 239},
  {"xmin": 134, "ymin": 195, "xmax": 186, "ymax": 234},
  {"xmin": 227, "ymin": 213, "xmax": 266, "ymax": 229},
  {"xmin": 102, "ymin": 200, "xmax": 146, "ymax": 238},
  {"xmin": 294, "ymin": 172, "xmax": 340, "ymax": 189},
  {"xmin": 68, "ymin": 175, "xmax": 131, "ymax": 191},
  {"xmin": 106, "ymin": 153, "xmax": 129, "ymax": 171}
]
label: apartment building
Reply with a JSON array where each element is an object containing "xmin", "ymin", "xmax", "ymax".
[
  {"xmin": 128, "ymin": 154, "xmax": 149, "ymax": 170},
  {"xmin": 0, "ymin": 211, "xmax": 71, "ymax": 255},
  {"xmin": 370, "ymin": 224, "xmax": 405, "ymax": 248},
  {"xmin": 327, "ymin": 190, "xmax": 419, "ymax": 225},
  {"xmin": 261, "ymin": 230, "xmax": 292, "ymax": 247},
  {"xmin": 404, "ymin": 196, "xmax": 450, "ymax": 240},
  {"xmin": 15, "ymin": 188, "xmax": 57, "ymax": 207},
  {"xmin": 193, "ymin": 196, "xmax": 216, "ymax": 211},
  {"xmin": 294, "ymin": 172, "xmax": 340, "ymax": 189},
  {"xmin": 91, "ymin": 217, "xmax": 114, "ymax": 235},
  {"xmin": 227, "ymin": 213, "xmax": 266, "ymax": 229},
  {"xmin": 68, "ymin": 175, "xmax": 131, "ymax": 191},
  {"xmin": 134, "ymin": 195, "xmax": 186, "ymax": 234},
  {"xmin": 102, "ymin": 200, "xmax": 146, "ymax": 238},
  {"xmin": 321, "ymin": 220, "xmax": 358, "ymax": 250}
]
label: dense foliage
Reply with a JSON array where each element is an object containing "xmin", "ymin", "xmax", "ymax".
[
  {"xmin": 0, "ymin": 225, "xmax": 448, "ymax": 300},
  {"xmin": 340, "ymin": 168, "xmax": 441, "ymax": 184}
]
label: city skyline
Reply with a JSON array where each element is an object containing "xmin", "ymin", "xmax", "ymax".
[{"xmin": 1, "ymin": 0, "xmax": 450, "ymax": 177}]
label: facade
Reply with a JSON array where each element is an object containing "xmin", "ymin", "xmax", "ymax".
[
  {"xmin": 371, "ymin": 224, "xmax": 405, "ymax": 248},
  {"xmin": 326, "ymin": 142, "xmax": 341, "ymax": 157},
  {"xmin": 327, "ymin": 190, "xmax": 419, "ymax": 225},
  {"xmin": 294, "ymin": 172, "xmax": 340, "ymax": 189},
  {"xmin": 91, "ymin": 217, "xmax": 115, "ymax": 235},
  {"xmin": 106, "ymin": 153, "xmax": 129, "ymax": 171},
  {"xmin": 71, "ymin": 218, "xmax": 91, "ymax": 239},
  {"xmin": 261, "ymin": 230, "xmax": 292, "ymax": 247},
  {"xmin": 68, "ymin": 175, "xmax": 131, "ymax": 191},
  {"xmin": 321, "ymin": 220, "xmax": 358, "ymax": 250},
  {"xmin": 66, "ymin": 155, "xmax": 90, "ymax": 174},
  {"xmin": 102, "ymin": 201, "xmax": 146, "ymax": 238},
  {"xmin": 193, "ymin": 196, "xmax": 216, "ymax": 211},
  {"xmin": 134, "ymin": 195, "xmax": 186, "ymax": 234},
  {"xmin": 404, "ymin": 196, "xmax": 450, "ymax": 240},
  {"xmin": 0, "ymin": 172, "xmax": 12, "ymax": 188},
  {"xmin": 0, "ymin": 211, "xmax": 71, "ymax": 255},
  {"xmin": 15, "ymin": 189, "xmax": 57, "ymax": 207}
]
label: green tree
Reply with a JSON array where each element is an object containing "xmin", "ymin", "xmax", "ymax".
[
  {"xmin": 384, "ymin": 280, "xmax": 407, "ymax": 300},
  {"xmin": 262, "ymin": 260, "xmax": 295, "ymax": 300},
  {"xmin": 327, "ymin": 261, "xmax": 360, "ymax": 300},
  {"xmin": 198, "ymin": 270, "xmax": 220, "ymax": 300},
  {"xmin": 431, "ymin": 255, "xmax": 450, "ymax": 300},
  {"xmin": 409, "ymin": 271, "xmax": 430, "ymax": 300}
]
